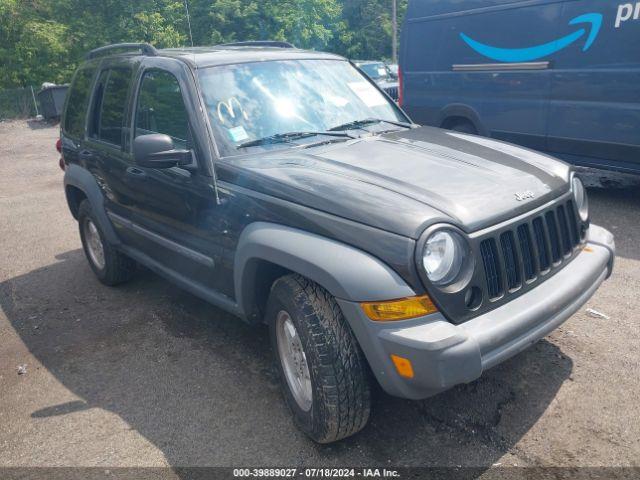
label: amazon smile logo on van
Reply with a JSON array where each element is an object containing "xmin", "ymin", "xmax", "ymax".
[{"xmin": 460, "ymin": 12, "xmax": 603, "ymax": 62}]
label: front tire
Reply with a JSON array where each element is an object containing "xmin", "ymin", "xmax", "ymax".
[
  {"xmin": 78, "ymin": 200, "xmax": 135, "ymax": 286},
  {"xmin": 267, "ymin": 274, "xmax": 371, "ymax": 443}
]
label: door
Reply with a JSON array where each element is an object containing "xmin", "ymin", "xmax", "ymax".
[
  {"xmin": 402, "ymin": 1, "xmax": 562, "ymax": 151},
  {"xmin": 83, "ymin": 63, "xmax": 138, "ymax": 241},
  {"xmin": 547, "ymin": 0, "xmax": 640, "ymax": 172},
  {"xmin": 123, "ymin": 67, "xmax": 225, "ymax": 295},
  {"xmin": 61, "ymin": 66, "xmax": 97, "ymax": 165}
]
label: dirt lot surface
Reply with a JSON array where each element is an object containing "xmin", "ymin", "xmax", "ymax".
[{"xmin": 0, "ymin": 120, "xmax": 638, "ymax": 475}]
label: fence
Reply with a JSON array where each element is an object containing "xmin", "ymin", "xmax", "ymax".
[{"xmin": 0, "ymin": 87, "xmax": 40, "ymax": 120}]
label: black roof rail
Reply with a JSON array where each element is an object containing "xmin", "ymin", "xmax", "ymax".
[
  {"xmin": 86, "ymin": 43, "xmax": 158, "ymax": 60},
  {"xmin": 218, "ymin": 40, "xmax": 295, "ymax": 49}
]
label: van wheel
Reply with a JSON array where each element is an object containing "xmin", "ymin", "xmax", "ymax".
[
  {"xmin": 449, "ymin": 120, "xmax": 477, "ymax": 134},
  {"xmin": 267, "ymin": 274, "xmax": 371, "ymax": 443},
  {"xmin": 78, "ymin": 200, "xmax": 135, "ymax": 286}
]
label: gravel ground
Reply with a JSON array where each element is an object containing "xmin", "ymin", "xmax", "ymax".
[{"xmin": 0, "ymin": 119, "xmax": 638, "ymax": 475}]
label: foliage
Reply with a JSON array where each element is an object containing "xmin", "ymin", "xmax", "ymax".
[
  {"xmin": 0, "ymin": 0, "xmax": 406, "ymax": 89},
  {"xmin": 340, "ymin": 0, "xmax": 408, "ymax": 60}
]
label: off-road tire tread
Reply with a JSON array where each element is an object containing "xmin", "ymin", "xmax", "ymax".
[{"xmin": 270, "ymin": 274, "xmax": 371, "ymax": 443}]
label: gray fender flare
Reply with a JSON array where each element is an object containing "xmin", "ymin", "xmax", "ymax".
[
  {"xmin": 234, "ymin": 222, "xmax": 416, "ymax": 317},
  {"xmin": 63, "ymin": 164, "xmax": 120, "ymax": 245}
]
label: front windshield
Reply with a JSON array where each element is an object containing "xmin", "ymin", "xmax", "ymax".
[
  {"xmin": 358, "ymin": 62, "xmax": 389, "ymax": 81},
  {"xmin": 197, "ymin": 59, "xmax": 406, "ymax": 156}
]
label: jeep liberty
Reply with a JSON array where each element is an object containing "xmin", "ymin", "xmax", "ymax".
[{"xmin": 60, "ymin": 42, "xmax": 615, "ymax": 443}]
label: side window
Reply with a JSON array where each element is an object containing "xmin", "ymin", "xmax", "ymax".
[
  {"xmin": 63, "ymin": 67, "xmax": 95, "ymax": 138},
  {"xmin": 135, "ymin": 70, "xmax": 191, "ymax": 148},
  {"xmin": 89, "ymin": 67, "xmax": 132, "ymax": 147}
]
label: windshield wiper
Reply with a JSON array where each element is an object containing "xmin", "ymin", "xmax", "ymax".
[
  {"xmin": 238, "ymin": 131, "xmax": 354, "ymax": 149},
  {"xmin": 302, "ymin": 137, "xmax": 355, "ymax": 149},
  {"xmin": 328, "ymin": 118, "xmax": 413, "ymax": 132}
]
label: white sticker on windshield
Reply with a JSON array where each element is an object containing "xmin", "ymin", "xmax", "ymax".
[
  {"xmin": 377, "ymin": 67, "xmax": 387, "ymax": 76},
  {"xmin": 228, "ymin": 125, "xmax": 249, "ymax": 142},
  {"xmin": 324, "ymin": 94, "xmax": 349, "ymax": 107},
  {"xmin": 347, "ymin": 81, "xmax": 386, "ymax": 107}
]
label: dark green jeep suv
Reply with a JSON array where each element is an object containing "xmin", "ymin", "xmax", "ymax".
[{"xmin": 61, "ymin": 42, "xmax": 614, "ymax": 443}]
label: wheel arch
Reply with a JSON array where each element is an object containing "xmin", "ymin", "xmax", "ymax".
[
  {"xmin": 437, "ymin": 103, "xmax": 488, "ymax": 136},
  {"xmin": 63, "ymin": 164, "xmax": 120, "ymax": 245},
  {"xmin": 234, "ymin": 222, "xmax": 416, "ymax": 322},
  {"xmin": 65, "ymin": 184, "xmax": 87, "ymax": 219}
]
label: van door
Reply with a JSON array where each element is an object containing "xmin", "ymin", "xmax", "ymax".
[
  {"xmin": 402, "ymin": 1, "xmax": 563, "ymax": 152},
  {"xmin": 547, "ymin": 1, "xmax": 640, "ymax": 173}
]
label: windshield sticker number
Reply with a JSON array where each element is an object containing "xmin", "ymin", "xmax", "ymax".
[
  {"xmin": 228, "ymin": 125, "xmax": 249, "ymax": 142},
  {"xmin": 347, "ymin": 81, "xmax": 386, "ymax": 107}
]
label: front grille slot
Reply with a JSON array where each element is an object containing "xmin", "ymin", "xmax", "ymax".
[
  {"xmin": 517, "ymin": 224, "xmax": 535, "ymax": 281},
  {"xmin": 566, "ymin": 200, "xmax": 580, "ymax": 247},
  {"xmin": 546, "ymin": 211, "xmax": 562, "ymax": 263},
  {"xmin": 480, "ymin": 239, "xmax": 502, "ymax": 299},
  {"xmin": 557, "ymin": 205, "xmax": 572, "ymax": 255},
  {"xmin": 500, "ymin": 231, "xmax": 520, "ymax": 290},
  {"xmin": 532, "ymin": 217, "xmax": 550, "ymax": 271}
]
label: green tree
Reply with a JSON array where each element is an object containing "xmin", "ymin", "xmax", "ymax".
[
  {"xmin": 338, "ymin": 0, "xmax": 408, "ymax": 60},
  {"xmin": 0, "ymin": 0, "xmax": 404, "ymax": 89},
  {"xmin": 188, "ymin": 0, "xmax": 345, "ymax": 50}
]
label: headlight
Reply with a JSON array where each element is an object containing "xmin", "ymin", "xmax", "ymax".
[
  {"xmin": 422, "ymin": 230, "xmax": 465, "ymax": 285},
  {"xmin": 571, "ymin": 176, "xmax": 588, "ymax": 221}
]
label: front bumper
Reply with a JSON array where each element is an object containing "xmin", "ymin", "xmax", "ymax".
[{"xmin": 338, "ymin": 224, "xmax": 615, "ymax": 400}]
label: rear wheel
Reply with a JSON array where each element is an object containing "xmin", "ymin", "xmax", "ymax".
[
  {"xmin": 78, "ymin": 200, "xmax": 135, "ymax": 286},
  {"xmin": 267, "ymin": 274, "xmax": 371, "ymax": 443}
]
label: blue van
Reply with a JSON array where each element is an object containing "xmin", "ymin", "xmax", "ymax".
[{"xmin": 399, "ymin": 0, "xmax": 640, "ymax": 174}]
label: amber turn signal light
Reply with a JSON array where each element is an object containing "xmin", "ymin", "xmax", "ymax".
[
  {"xmin": 360, "ymin": 294, "xmax": 437, "ymax": 321},
  {"xmin": 390, "ymin": 354, "xmax": 414, "ymax": 379}
]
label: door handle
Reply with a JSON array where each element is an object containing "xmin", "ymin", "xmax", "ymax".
[
  {"xmin": 79, "ymin": 150, "xmax": 93, "ymax": 160},
  {"xmin": 125, "ymin": 166, "xmax": 147, "ymax": 179}
]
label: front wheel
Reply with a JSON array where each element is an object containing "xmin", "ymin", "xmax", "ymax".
[{"xmin": 267, "ymin": 274, "xmax": 371, "ymax": 443}]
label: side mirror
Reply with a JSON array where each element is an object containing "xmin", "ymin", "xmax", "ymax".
[{"xmin": 133, "ymin": 134, "xmax": 193, "ymax": 169}]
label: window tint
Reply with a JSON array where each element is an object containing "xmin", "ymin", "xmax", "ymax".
[
  {"xmin": 89, "ymin": 70, "xmax": 109, "ymax": 140},
  {"xmin": 64, "ymin": 67, "xmax": 95, "ymax": 138},
  {"xmin": 135, "ymin": 70, "xmax": 190, "ymax": 147},
  {"xmin": 89, "ymin": 67, "xmax": 131, "ymax": 146}
]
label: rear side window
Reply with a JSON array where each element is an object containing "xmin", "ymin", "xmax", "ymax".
[
  {"xmin": 135, "ymin": 70, "xmax": 191, "ymax": 148},
  {"xmin": 64, "ymin": 67, "xmax": 95, "ymax": 138},
  {"xmin": 89, "ymin": 67, "xmax": 132, "ymax": 147}
]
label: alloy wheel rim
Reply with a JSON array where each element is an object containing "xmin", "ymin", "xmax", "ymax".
[
  {"xmin": 276, "ymin": 310, "xmax": 313, "ymax": 412},
  {"xmin": 84, "ymin": 219, "xmax": 105, "ymax": 270}
]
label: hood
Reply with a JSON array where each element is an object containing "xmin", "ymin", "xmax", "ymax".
[{"xmin": 220, "ymin": 126, "xmax": 571, "ymax": 239}]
